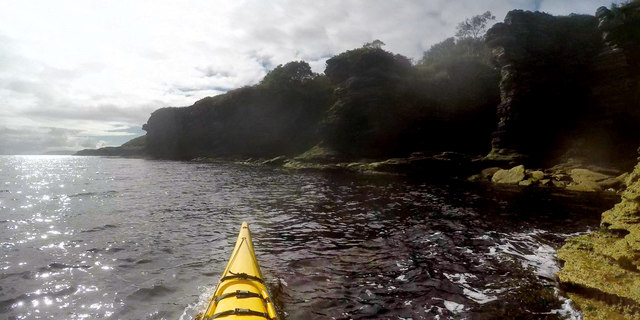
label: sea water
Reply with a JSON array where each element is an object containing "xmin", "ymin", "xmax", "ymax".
[{"xmin": 0, "ymin": 156, "xmax": 617, "ymax": 319}]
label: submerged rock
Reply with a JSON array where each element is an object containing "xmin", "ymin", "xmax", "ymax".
[{"xmin": 491, "ymin": 165, "xmax": 526, "ymax": 184}]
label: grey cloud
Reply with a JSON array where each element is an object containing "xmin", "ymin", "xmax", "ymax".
[
  {"xmin": 537, "ymin": 0, "xmax": 622, "ymax": 15},
  {"xmin": 0, "ymin": 0, "xmax": 623, "ymax": 154},
  {"xmin": 24, "ymin": 102, "xmax": 159, "ymax": 125},
  {"xmin": 197, "ymin": 67, "xmax": 233, "ymax": 79},
  {"xmin": 0, "ymin": 126, "xmax": 93, "ymax": 154}
]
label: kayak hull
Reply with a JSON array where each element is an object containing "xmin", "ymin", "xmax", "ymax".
[{"xmin": 197, "ymin": 222, "xmax": 278, "ymax": 320}]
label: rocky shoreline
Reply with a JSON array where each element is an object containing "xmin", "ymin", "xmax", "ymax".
[
  {"xmin": 557, "ymin": 161, "xmax": 640, "ymax": 319},
  {"xmin": 194, "ymin": 149, "xmax": 630, "ymax": 195},
  {"xmin": 468, "ymin": 161, "xmax": 627, "ymax": 193}
]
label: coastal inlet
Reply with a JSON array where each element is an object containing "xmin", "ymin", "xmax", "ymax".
[{"xmin": 0, "ymin": 156, "xmax": 618, "ymax": 319}]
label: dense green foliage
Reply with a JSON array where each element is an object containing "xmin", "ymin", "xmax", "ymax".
[
  {"xmin": 145, "ymin": 14, "xmax": 501, "ymax": 160},
  {"xmin": 142, "ymin": 6, "xmax": 640, "ymax": 168},
  {"xmin": 321, "ymin": 41, "xmax": 499, "ymax": 157},
  {"xmin": 320, "ymin": 15, "xmax": 501, "ymax": 158},
  {"xmin": 145, "ymin": 61, "xmax": 334, "ymax": 159}
]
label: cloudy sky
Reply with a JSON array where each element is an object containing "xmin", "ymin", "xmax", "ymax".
[{"xmin": 0, "ymin": 0, "xmax": 622, "ymax": 154}]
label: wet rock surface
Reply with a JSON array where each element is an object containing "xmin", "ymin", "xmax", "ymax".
[
  {"xmin": 491, "ymin": 165, "xmax": 525, "ymax": 184},
  {"xmin": 469, "ymin": 160, "xmax": 627, "ymax": 195},
  {"xmin": 557, "ymin": 160, "xmax": 640, "ymax": 319}
]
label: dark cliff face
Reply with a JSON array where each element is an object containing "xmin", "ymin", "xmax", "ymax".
[
  {"xmin": 322, "ymin": 48, "xmax": 419, "ymax": 157},
  {"xmin": 144, "ymin": 107, "xmax": 185, "ymax": 159},
  {"xmin": 144, "ymin": 62, "xmax": 334, "ymax": 160},
  {"xmin": 486, "ymin": 7, "xmax": 640, "ymax": 169},
  {"xmin": 142, "ymin": 4, "xmax": 639, "ymax": 164},
  {"xmin": 143, "ymin": 48, "xmax": 499, "ymax": 161},
  {"xmin": 322, "ymin": 47, "xmax": 499, "ymax": 158}
]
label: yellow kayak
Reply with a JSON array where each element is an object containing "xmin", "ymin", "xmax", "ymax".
[{"xmin": 195, "ymin": 222, "xmax": 279, "ymax": 320}]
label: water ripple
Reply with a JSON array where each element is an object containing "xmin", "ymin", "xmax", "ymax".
[{"xmin": 0, "ymin": 156, "xmax": 618, "ymax": 319}]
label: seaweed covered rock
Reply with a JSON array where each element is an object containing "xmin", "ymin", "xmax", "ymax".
[{"xmin": 557, "ymin": 161, "xmax": 640, "ymax": 319}]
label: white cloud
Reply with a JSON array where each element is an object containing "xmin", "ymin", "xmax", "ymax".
[
  {"xmin": 536, "ymin": 0, "xmax": 619, "ymax": 14},
  {"xmin": 0, "ymin": 0, "xmax": 623, "ymax": 154}
]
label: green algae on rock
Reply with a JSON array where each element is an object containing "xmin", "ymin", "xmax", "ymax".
[{"xmin": 557, "ymin": 162, "xmax": 640, "ymax": 319}]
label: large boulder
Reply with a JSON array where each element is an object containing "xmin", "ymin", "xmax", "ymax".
[{"xmin": 491, "ymin": 165, "xmax": 526, "ymax": 184}]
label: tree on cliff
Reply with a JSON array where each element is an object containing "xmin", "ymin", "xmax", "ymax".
[
  {"xmin": 421, "ymin": 12, "xmax": 495, "ymax": 65},
  {"xmin": 261, "ymin": 61, "xmax": 317, "ymax": 87},
  {"xmin": 455, "ymin": 11, "xmax": 496, "ymax": 40},
  {"xmin": 363, "ymin": 39, "xmax": 385, "ymax": 49}
]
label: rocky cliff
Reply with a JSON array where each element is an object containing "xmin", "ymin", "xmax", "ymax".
[
  {"xmin": 554, "ymin": 5, "xmax": 640, "ymax": 318},
  {"xmin": 486, "ymin": 4, "xmax": 640, "ymax": 169}
]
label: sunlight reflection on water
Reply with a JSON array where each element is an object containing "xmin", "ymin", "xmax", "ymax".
[{"xmin": 0, "ymin": 155, "xmax": 617, "ymax": 319}]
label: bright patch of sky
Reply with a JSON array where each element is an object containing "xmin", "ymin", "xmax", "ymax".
[{"xmin": 0, "ymin": 0, "xmax": 623, "ymax": 154}]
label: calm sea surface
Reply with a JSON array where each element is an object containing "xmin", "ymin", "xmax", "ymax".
[{"xmin": 0, "ymin": 156, "xmax": 618, "ymax": 319}]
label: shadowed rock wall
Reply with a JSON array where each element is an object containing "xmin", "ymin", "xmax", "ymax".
[{"xmin": 486, "ymin": 6, "xmax": 640, "ymax": 169}]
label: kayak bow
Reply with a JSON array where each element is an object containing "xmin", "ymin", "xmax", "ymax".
[{"xmin": 196, "ymin": 222, "xmax": 279, "ymax": 320}]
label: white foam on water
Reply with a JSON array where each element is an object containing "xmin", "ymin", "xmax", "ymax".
[
  {"xmin": 462, "ymin": 288, "xmax": 498, "ymax": 304},
  {"xmin": 485, "ymin": 230, "xmax": 560, "ymax": 279},
  {"xmin": 443, "ymin": 300, "xmax": 465, "ymax": 314},
  {"xmin": 178, "ymin": 284, "xmax": 216, "ymax": 320},
  {"xmin": 443, "ymin": 272, "xmax": 498, "ymax": 304},
  {"xmin": 529, "ymin": 288, "xmax": 583, "ymax": 319},
  {"xmin": 484, "ymin": 229, "xmax": 585, "ymax": 318}
]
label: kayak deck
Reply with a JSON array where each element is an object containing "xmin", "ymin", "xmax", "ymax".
[{"xmin": 196, "ymin": 222, "xmax": 278, "ymax": 320}]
